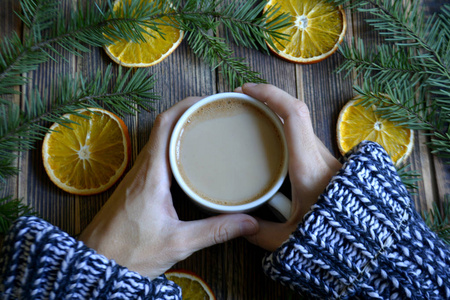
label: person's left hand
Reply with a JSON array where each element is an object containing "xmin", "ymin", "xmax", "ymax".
[{"xmin": 78, "ymin": 97, "xmax": 259, "ymax": 279}]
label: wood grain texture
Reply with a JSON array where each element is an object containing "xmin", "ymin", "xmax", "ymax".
[
  {"xmin": 21, "ymin": 1, "xmax": 80, "ymax": 235},
  {"xmin": 0, "ymin": 0, "xmax": 448, "ymax": 299},
  {"xmin": 0, "ymin": 0, "xmax": 22, "ymax": 201}
]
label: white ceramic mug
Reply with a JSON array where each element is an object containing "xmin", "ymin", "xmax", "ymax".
[{"xmin": 169, "ymin": 92, "xmax": 291, "ymax": 220}]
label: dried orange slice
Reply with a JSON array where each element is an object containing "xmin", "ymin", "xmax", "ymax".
[
  {"xmin": 165, "ymin": 270, "xmax": 216, "ymax": 300},
  {"xmin": 337, "ymin": 98, "xmax": 414, "ymax": 165},
  {"xmin": 42, "ymin": 108, "xmax": 131, "ymax": 195},
  {"xmin": 104, "ymin": 0, "xmax": 184, "ymax": 67},
  {"xmin": 265, "ymin": 0, "xmax": 346, "ymax": 64}
]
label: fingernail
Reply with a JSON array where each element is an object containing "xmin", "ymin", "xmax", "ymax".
[
  {"xmin": 234, "ymin": 86, "xmax": 243, "ymax": 93},
  {"xmin": 244, "ymin": 82, "xmax": 258, "ymax": 88},
  {"xmin": 240, "ymin": 220, "xmax": 258, "ymax": 236}
]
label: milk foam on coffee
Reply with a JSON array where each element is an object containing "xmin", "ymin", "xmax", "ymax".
[{"xmin": 175, "ymin": 98, "xmax": 285, "ymax": 205}]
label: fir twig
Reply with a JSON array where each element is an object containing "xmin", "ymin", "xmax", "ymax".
[
  {"xmin": 173, "ymin": 0, "xmax": 292, "ymax": 88},
  {"xmin": 337, "ymin": 38, "xmax": 425, "ymax": 85},
  {"xmin": 422, "ymin": 195, "xmax": 450, "ymax": 245},
  {"xmin": 176, "ymin": 0, "xmax": 291, "ymax": 53},
  {"xmin": 355, "ymin": 81, "xmax": 450, "ymax": 160},
  {"xmin": 0, "ymin": 194, "xmax": 36, "ymax": 234},
  {"xmin": 396, "ymin": 163, "xmax": 421, "ymax": 193},
  {"xmin": 187, "ymin": 26, "xmax": 267, "ymax": 88},
  {"xmin": 0, "ymin": 0, "xmax": 182, "ymax": 95}
]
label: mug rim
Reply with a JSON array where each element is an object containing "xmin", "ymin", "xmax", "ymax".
[{"xmin": 169, "ymin": 92, "xmax": 288, "ymax": 213}]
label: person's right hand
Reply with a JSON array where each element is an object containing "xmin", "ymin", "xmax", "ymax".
[
  {"xmin": 79, "ymin": 96, "xmax": 259, "ymax": 279},
  {"xmin": 235, "ymin": 83, "xmax": 342, "ymax": 252}
]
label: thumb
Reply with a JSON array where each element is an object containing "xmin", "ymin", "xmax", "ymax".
[
  {"xmin": 182, "ymin": 214, "xmax": 259, "ymax": 251},
  {"xmin": 245, "ymin": 218, "xmax": 294, "ymax": 252}
]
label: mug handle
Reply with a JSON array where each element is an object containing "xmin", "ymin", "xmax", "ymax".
[{"xmin": 267, "ymin": 192, "xmax": 291, "ymax": 221}]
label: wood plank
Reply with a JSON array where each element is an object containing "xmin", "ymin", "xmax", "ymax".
[
  {"xmin": 19, "ymin": 2, "xmax": 78, "ymax": 236},
  {"xmin": 433, "ymin": 156, "xmax": 450, "ymax": 207},
  {"xmin": 297, "ymin": 54, "xmax": 354, "ymax": 156},
  {"xmin": 0, "ymin": 0, "xmax": 23, "ymax": 203},
  {"xmin": 411, "ymin": 133, "xmax": 436, "ymax": 212}
]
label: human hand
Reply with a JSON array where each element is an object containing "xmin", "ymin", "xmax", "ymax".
[
  {"xmin": 78, "ymin": 97, "xmax": 259, "ymax": 279},
  {"xmin": 235, "ymin": 83, "xmax": 342, "ymax": 252}
]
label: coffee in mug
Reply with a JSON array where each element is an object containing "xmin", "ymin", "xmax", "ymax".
[
  {"xmin": 174, "ymin": 98, "xmax": 285, "ymax": 206},
  {"xmin": 170, "ymin": 92, "xmax": 290, "ymax": 217}
]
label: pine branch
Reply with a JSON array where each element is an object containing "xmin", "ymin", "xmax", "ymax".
[
  {"xmin": 170, "ymin": 0, "xmax": 291, "ymax": 52},
  {"xmin": 330, "ymin": 0, "xmax": 450, "ymax": 88},
  {"xmin": 354, "ymin": 81, "xmax": 433, "ymax": 131},
  {"xmin": 0, "ymin": 158, "xmax": 19, "ymax": 184},
  {"xmin": 173, "ymin": 0, "xmax": 291, "ymax": 88},
  {"xmin": 199, "ymin": 0, "xmax": 291, "ymax": 53},
  {"xmin": 333, "ymin": 1, "xmax": 450, "ymax": 81},
  {"xmin": 0, "ymin": 1, "xmax": 61, "ymax": 94},
  {"xmin": 0, "ymin": 33, "xmax": 50, "ymax": 95},
  {"xmin": 338, "ymin": 38, "xmax": 425, "ymax": 84},
  {"xmin": 396, "ymin": 163, "xmax": 421, "ymax": 193},
  {"xmin": 0, "ymin": 65, "xmax": 158, "ymax": 182},
  {"xmin": 17, "ymin": 0, "xmax": 59, "ymax": 43},
  {"xmin": 422, "ymin": 195, "xmax": 450, "ymax": 245},
  {"xmin": 187, "ymin": 25, "xmax": 266, "ymax": 89},
  {"xmin": 0, "ymin": 194, "xmax": 36, "ymax": 235}
]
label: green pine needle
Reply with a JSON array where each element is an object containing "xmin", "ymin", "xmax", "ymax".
[
  {"xmin": 422, "ymin": 195, "xmax": 450, "ymax": 245},
  {"xmin": 0, "ymin": 194, "xmax": 36, "ymax": 235},
  {"xmin": 396, "ymin": 164, "xmax": 421, "ymax": 193},
  {"xmin": 174, "ymin": 0, "xmax": 292, "ymax": 88},
  {"xmin": 186, "ymin": 27, "xmax": 267, "ymax": 89}
]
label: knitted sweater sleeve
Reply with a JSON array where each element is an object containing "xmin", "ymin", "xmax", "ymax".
[
  {"xmin": 0, "ymin": 216, "xmax": 181, "ymax": 299},
  {"xmin": 263, "ymin": 141, "xmax": 450, "ymax": 299}
]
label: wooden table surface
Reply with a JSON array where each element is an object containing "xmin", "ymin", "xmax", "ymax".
[{"xmin": 1, "ymin": 1, "xmax": 449, "ymax": 299}]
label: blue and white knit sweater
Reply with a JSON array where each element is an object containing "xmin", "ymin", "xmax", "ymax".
[
  {"xmin": 263, "ymin": 141, "xmax": 450, "ymax": 299},
  {"xmin": 0, "ymin": 216, "xmax": 181, "ymax": 299},
  {"xmin": 1, "ymin": 141, "xmax": 449, "ymax": 299}
]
